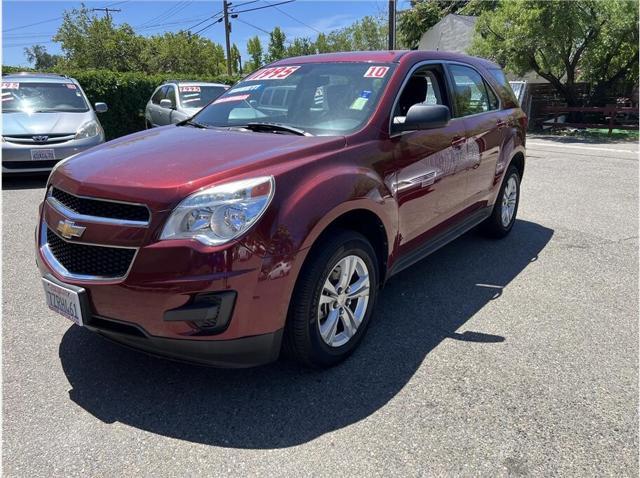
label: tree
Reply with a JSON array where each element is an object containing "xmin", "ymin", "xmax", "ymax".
[
  {"xmin": 24, "ymin": 45, "xmax": 61, "ymax": 70},
  {"xmin": 267, "ymin": 27, "xmax": 286, "ymax": 63},
  {"xmin": 470, "ymin": 0, "xmax": 639, "ymax": 106},
  {"xmin": 397, "ymin": 1, "xmax": 443, "ymax": 49},
  {"xmin": 313, "ymin": 33, "xmax": 330, "ymax": 53},
  {"xmin": 142, "ymin": 31, "xmax": 225, "ymax": 75},
  {"xmin": 231, "ymin": 44, "xmax": 242, "ymax": 74},
  {"xmin": 286, "ymin": 37, "xmax": 313, "ymax": 58},
  {"xmin": 246, "ymin": 36, "xmax": 264, "ymax": 71},
  {"xmin": 53, "ymin": 5, "xmax": 146, "ymax": 71},
  {"xmin": 397, "ymin": 0, "xmax": 496, "ymax": 49}
]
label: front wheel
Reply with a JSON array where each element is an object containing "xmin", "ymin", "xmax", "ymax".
[
  {"xmin": 284, "ymin": 230, "xmax": 379, "ymax": 368},
  {"xmin": 481, "ymin": 165, "xmax": 521, "ymax": 238}
]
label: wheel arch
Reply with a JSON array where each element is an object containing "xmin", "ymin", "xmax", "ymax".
[{"xmin": 302, "ymin": 208, "xmax": 391, "ymax": 285}]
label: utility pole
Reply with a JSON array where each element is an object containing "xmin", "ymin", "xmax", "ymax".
[
  {"xmin": 223, "ymin": 1, "xmax": 233, "ymax": 75},
  {"xmin": 387, "ymin": 0, "xmax": 396, "ymax": 50},
  {"xmin": 91, "ymin": 7, "xmax": 121, "ymax": 21}
]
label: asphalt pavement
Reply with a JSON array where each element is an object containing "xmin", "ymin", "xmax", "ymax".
[{"xmin": 2, "ymin": 136, "xmax": 638, "ymax": 476}]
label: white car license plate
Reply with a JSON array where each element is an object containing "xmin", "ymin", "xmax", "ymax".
[
  {"xmin": 31, "ymin": 149, "xmax": 55, "ymax": 161},
  {"xmin": 42, "ymin": 278, "xmax": 84, "ymax": 326}
]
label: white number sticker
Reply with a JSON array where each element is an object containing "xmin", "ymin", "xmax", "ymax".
[{"xmin": 363, "ymin": 66, "xmax": 389, "ymax": 78}]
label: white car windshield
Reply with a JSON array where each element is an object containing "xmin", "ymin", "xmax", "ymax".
[
  {"xmin": 191, "ymin": 62, "xmax": 395, "ymax": 136},
  {"xmin": 178, "ymin": 85, "xmax": 228, "ymax": 109},
  {"xmin": 1, "ymin": 81, "xmax": 89, "ymax": 113}
]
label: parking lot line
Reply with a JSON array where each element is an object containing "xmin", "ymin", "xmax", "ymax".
[{"xmin": 527, "ymin": 141, "xmax": 638, "ymax": 155}]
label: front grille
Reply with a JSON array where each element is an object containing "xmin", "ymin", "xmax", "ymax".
[
  {"xmin": 3, "ymin": 133, "xmax": 75, "ymax": 145},
  {"xmin": 3, "ymin": 160, "xmax": 58, "ymax": 170},
  {"xmin": 46, "ymin": 227, "xmax": 136, "ymax": 278},
  {"xmin": 51, "ymin": 187, "xmax": 150, "ymax": 223}
]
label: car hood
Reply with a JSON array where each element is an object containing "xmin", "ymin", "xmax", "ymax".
[
  {"xmin": 51, "ymin": 125, "xmax": 346, "ymax": 210},
  {"xmin": 2, "ymin": 111, "xmax": 92, "ymax": 136}
]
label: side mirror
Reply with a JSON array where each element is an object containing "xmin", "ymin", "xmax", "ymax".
[
  {"xmin": 94, "ymin": 102, "xmax": 108, "ymax": 113},
  {"xmin": 160, "ymin": 98, "xmax": 174, "ymax": 109},
  {"xmin": 395, "ymin": 104, "xmax": 451, "ymax": 132}
]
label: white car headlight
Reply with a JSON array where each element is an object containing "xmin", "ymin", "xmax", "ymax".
[
  {"xmin": 160, "ymin": 176, "xmax": 275, "ymax": 246},
  {"xmin": 74, "ymin": 120, "xmax": 102, "ymax": 139}
]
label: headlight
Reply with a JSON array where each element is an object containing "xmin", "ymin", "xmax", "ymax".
[
  {"xmin": 160, "ymin": 176, "xmax": 275, "ymax": 246},
  {"xmin": 74, "ymin": 120, "xmax": 102, "ymax": 139}
]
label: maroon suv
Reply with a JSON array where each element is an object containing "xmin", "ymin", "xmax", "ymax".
[{"xmin": 37, "ymin": 51, "xmax": 526, "ymax": 368}]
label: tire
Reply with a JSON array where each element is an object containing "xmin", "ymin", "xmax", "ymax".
[
  {"xmin": 284, "ymin": 230, "xmax": 379, "ymax": 368},
  {"xmin": 481, "ymin": 165, "xmax": 521, "ymax": 238},
  {"xmin": 145, "ymin": 120, "xmax": 152, "ymax": 129}
]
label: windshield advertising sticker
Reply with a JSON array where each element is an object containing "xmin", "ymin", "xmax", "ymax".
[
  {"xmin": 247, "ymin": 66, "xmax": 300, "ymax": 81},
  {"xmin": 363, "ymin": 66, "xmax": 389, "ymax": 78},
  {"xmin": 213, "ymin": 94, "xmax": 250, "ymax": 104}
]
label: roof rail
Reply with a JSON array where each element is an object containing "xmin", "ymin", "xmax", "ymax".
[{"xmin": 2, "ymin": 71, "xmax": 69, "ymax": 78}]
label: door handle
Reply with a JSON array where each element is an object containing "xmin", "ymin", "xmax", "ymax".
[
  {"xmin": 496, "ymin": 120, "xmax": 508, "ymax": 129},
  {"xmin": 451, "ymin": 136, "xmax": 466, "ymax": 149}
]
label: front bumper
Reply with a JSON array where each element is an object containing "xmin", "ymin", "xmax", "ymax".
[
  {"xmin": 2, "ymin": 136, "xmax": 103, "ymax": 173},
  {"xmin": 36, "ymin": 199, "xmax": 300, "ymax": 367},
  {"xmin": 88, "ymin": 318, "xmax": 283, "ymax": 368}
]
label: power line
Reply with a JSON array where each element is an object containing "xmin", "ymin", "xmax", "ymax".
[
  {"xmin": 234, "ymin": 18, "xmax": 270, "ymax": 36},
  {"xmin": 235, "ymin": 18, "xmax": 294, "ymax": 46},
  {"xmin": 4, "ymin": 17, "xmax": 62, "ymax": 33},
  {"xmin": 135, "ymin": 1, "xmax": 192, "ymax": 28},
  {"xmin": 229, "ymin": 0, "xmax": 295, "ymax": 15},
  {"xmin": 260, "ymin": 0, "xmax": 320, "ymax": 34},
  {"xmin": 186, "ymin": 10, "xmax": 223, "ymax": 32},
  {"xmin": 191, "ymin": 17, "xmax": 223, "ymax": 36}
]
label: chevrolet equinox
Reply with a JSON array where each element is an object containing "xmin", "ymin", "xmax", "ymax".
[{"xmin": 37, "ymin": 51, "xmax": 526, "ymax": 368}]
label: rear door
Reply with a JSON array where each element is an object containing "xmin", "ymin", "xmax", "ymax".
[
  {"xmin": 148, "ymin": 86, "xmax": 168, "ymax": 126},
  {"xmin": 446, "ymin": 63, "xmax": 504, "ymax": 209},
  {"xmin": 157, "ymin": 85, "xmax": 177, "ymax": 126},
  {"xmin": 390, "ymin": 63, "xmax": 470, "ymax": 250}
]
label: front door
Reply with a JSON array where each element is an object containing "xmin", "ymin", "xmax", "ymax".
[{"xmin": 390, "ymin": 64, "xmax": 471, "ymax": 252}]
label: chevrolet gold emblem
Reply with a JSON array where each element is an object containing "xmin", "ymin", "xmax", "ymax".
[{"xmin": 57, "ymin": 220, "xmax": 86, "ymax": 239}]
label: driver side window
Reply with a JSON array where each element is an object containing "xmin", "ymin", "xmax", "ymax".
[{"xmin": 393, "ymin": 66, "xmax": 449, "ymax": 127}]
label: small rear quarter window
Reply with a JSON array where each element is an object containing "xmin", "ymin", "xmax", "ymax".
[{"xmin": 488, "ymin": 68, "xmax": 519, "ymax": 105}]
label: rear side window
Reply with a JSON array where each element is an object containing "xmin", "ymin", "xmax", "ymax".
[
  {"xmin": 151, "ymin": 86, "xmax": 165, "ymax": 104},
  {"xmin": 165, "ymin": 86, "xmax": 177, "ymax": 107},
  {"xmin": 488, "ymin": 68, "xmax": 519, "ymax": 105},
  {"xmin": 448, "ymin": 64, "xmax": 498, "ymax": 117}
]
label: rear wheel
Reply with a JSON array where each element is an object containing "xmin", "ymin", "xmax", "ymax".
[
  {"xmin": 284, "ymin": 230, "xmax": 379, "ymax": 368},
  {"xmin": 481, "ymin": 165, "xmax": 520, "ymax": 238}
]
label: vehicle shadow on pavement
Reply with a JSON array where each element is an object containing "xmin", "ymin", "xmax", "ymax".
[{"xmin": 59, "ymin": 219, "xmax": 553, "ymax": 449}]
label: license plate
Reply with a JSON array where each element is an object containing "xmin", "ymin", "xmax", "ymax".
[
  {"xmin": 31, "ymin": 149, "xmax": 55, "ymax": 160},
  {"xmin": 42, "ymin": 278, "xmax": 84, "ymax": 326}
]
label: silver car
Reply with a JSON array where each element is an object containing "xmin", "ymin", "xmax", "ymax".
[
  {"xmin": 2, "ymin": 73, "xmax": 108, "ymax": 174},
  {"xmin": 144, "ymin": 81, "xmax": 229, "ymax": 128}
]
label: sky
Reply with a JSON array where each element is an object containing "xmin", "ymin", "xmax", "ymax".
[{"xmin": 2, "ymin": 0, "xmax": 412, "ymax": 67}]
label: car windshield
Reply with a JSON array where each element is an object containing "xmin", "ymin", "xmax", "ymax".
[
  {"xmin": 178, "ymin": 85, "xmax": 228, "ymax": 109},
  {"xmin": 192, "ymin": 62, "xmax": 395, "ymax": 136},
  {"xmin": 1, "ymin": 81, "xmax": 89, "ymax": 113}
]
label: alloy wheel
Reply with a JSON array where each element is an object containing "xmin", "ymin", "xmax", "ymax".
[{"xmin": 317, "ymin": 255, "xmax": 370, "ymax": 348}]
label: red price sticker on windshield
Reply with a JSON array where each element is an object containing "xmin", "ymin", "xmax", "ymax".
[
  {"xmin": 363, "ymin": 66, "xmax": 389, "ymax": 78},
  {"xmin": 2, "ymin": 82, "xmax": 19, "ymax": 89},
  {"xmin": 180, "ymin": 86, "xmax": 201, "ymax": 92},
  {"xmin": 213, "ymin": 94, "xmax": 250, "ymax": 104},
  {"xmin": 248, "ymin": 66, "xmax": 300, "ymax": 80}
]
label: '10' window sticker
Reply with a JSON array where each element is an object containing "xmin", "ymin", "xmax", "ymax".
[{"xmin": 363, "ymin": 66, "xmax": 389, "ymax": 78}]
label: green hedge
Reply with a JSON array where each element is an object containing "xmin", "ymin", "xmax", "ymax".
[{"xmin": 3, "ymin": 67, "xmax": 242, "ymax": 139}]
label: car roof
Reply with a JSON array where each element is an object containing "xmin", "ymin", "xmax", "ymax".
[
  {"xmin": 164, "ymin": 81, "xmax": 229, "ymax": 87},
  {"xmin": 270, "ymin": 50, "xmax": 500, "ymax": 69},
  {"xmin": 2, "ymin": 72, "xmax": 77, "ymax": 84}
]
